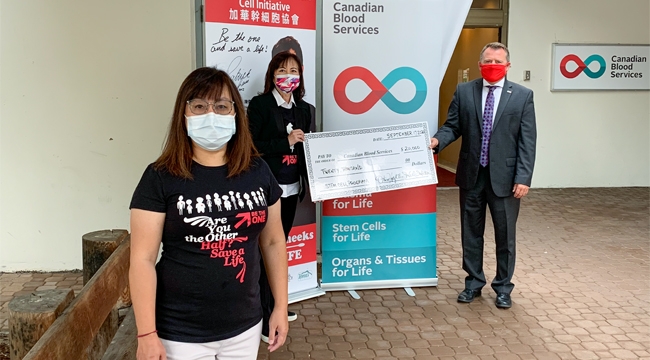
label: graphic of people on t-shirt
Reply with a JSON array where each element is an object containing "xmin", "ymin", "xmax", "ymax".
[
  {"xmin": 205, "ymin": 194, "xmax": 213, "ymax": 212},
  {"xmin": 186, "ymin": 199, "xmax": 193, "ymax": 214},
  {"xmin": 214, "ymin": 193, "xmax": 222, "ymax": 211},
  {"xmin": 177, "ymin": 196, "xmax": 185, "ymax": 215},
  {"xmin": 222, "ymin": 195, "xmax": 232, "ymax": 211},
  {"xmin": 177, "ymin": 185, "xmax": 271, "ymax": 283},
  {"xmin": 196, "ymin": 197, "xmax": 205, "ymax": 214},
  {"xmin": 257, "ymin": 188, "xmax": 267, "ymax": 206},
  {"xmin": 243, "ymin": 193, "xmax": 254, "ymax": 210},
  {"xmin": 176, "ymin": 187, "xmax": 271, "ymax": 218},
  {"xmin": 229, "ymin": 191, "xmax": 237, "ymax": 209},
  {"xmin": 237, "ymin": 193, "xmax": 245, "ymax": 209}
]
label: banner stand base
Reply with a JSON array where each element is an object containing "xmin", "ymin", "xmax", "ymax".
[
  {"xmin": 404, "ymin": 287, "xmax": 416, "ymax": 297},
  {"xmin": 288, "ymin": 287, "xmax": 326, "ymax": 305},
  {"xmin": 320, "ymin": 278, "xmax": 438, "ymax": 292},
  {"xmin": 348, "ymin": 290, "xmax": 361, "ymax": 299}
]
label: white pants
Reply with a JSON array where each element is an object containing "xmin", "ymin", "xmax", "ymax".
[{"xmin": 160, "ymin": 321, "xmax": 262, "ymax": 360}]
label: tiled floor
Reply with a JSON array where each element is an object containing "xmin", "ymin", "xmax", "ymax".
[
  {"xmin": 1, "ymin": 188, "xmax": 648, "ymax": 360},
  {"xmin": 0, "ymin": 272, "xmax": 83, "ymax": 330}
]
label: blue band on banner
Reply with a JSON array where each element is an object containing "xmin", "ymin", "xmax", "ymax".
[
  {"xmin": 322, "ymin": 246, "xmax": 436, "ymax": 283},
  {"xmin": 322, "ymin": 213, "xmax": 436, "ymax": 251},
  {"xmin": 321, "ymin": 213, "xmax": 437, "ymax": 284}
]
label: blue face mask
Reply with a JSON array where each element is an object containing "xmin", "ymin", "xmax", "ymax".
[{"xmin": 186, "ymin": 113, "xmax": 236, "ymax": 151}]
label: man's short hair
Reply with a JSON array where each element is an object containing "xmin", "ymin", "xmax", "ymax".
[
  {"xmin": 480, "ymin": 42, "xmax": 510, "ymax": 62},
  {"xmin": 271, "ymin": 36, "xmax": 303, "ymax": 63}
]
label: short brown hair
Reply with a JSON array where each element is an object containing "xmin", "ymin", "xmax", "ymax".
[
  {"xmin": 480, "ymin": 42, "xmax": 510, "ymax": 62},
  {"xmin": 263, "ymin": 52, "xmax": 305, "ymax": 102},
  {"xmin": 154, "ymin": 67, "xmax": 258, "ymax": 179}
]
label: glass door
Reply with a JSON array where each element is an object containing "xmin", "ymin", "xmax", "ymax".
[{"xmin": 436, "ymin": 0, "xmax": 509, "ymax": 185}]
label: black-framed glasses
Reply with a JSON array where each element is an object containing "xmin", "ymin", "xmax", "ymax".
[{"xmin": 187, "ymin": 99, "xmax": 235, "ymax": 115}]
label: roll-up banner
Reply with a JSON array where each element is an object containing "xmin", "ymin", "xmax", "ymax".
[
  {"xmin": 204, "ymin": 0, "xmax": 323, "ymax": 303},
  {"xmin": 321, "ymin": 0, "xmax": 471, "ymax": 291}
]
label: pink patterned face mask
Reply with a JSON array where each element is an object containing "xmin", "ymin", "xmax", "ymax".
[{"xmin": 275, "ymin": 74, "xmax": 300, "ymax": 93}]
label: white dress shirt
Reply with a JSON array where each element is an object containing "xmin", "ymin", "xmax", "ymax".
[
  {"xmin": 272, "ymin": 88, "xmax": 295, "ymax": 109},
  {"xmin": 481, "ymin": 77, "xmax": 505, "ymax": 131}
]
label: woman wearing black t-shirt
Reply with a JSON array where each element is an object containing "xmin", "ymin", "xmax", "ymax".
[
  {"xmin": 129, "ymin": 68, "xmax": 288, "ymax": 360},
  {"xmin": 247, "ymin": 51, "xmax": 312, "ymax": 342}
]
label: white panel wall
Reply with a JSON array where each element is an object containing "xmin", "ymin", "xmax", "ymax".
[
  {"xmin": 0, "ymin": 1, "xmax": 195, "ymax": 271},
  {"xmin": 508, "ymin": 0, "xmax": 650, "ymax": 187}
]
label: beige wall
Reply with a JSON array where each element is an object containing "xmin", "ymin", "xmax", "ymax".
[
  {"xmin": 0, "ymin": 1, "xmax": 195, "ymax": 271},
  {"xmin": 438, "ymin": 28, "xmax": 499, "ymax": 169},
  {"xmin": 508, "ymin": 0, "xmax": 650, "ymax": 187}
]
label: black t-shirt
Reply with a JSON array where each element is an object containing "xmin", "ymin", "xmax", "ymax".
[
  {"xmin": 276, "ymin": 107, "xmax": 300, "ymax": 185},
  {"xmin": 129, "ymin": 158, "xmax": 282, "ymax": 343}
]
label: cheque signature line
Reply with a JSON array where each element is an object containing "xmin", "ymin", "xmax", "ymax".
[
  {"xmin": 376, "ymin": 174, "xmax": 431, "ymax": 184},
  {"xmin": 375, "ymin": 169, "xmax": 433, "ymax": 184}
]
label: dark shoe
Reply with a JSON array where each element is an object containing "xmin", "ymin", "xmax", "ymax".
[
  {"xmin": 495, "ymin": 293, "xmax": 512, "ymax": 308},
  {"xmin": 288, "ymin": 311, "xmax": 297, "ymax": 322},
  {"xmin": 457, "ymin": 289, "xmax": 482, "ymax": 303}
]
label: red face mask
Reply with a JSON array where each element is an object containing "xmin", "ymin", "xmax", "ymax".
[{"xmin": 480, "ymin": 63, "xmax": 509, "ymax": 83}]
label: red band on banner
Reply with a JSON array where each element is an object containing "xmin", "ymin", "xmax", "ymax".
[
  {"xmin": 205, "ymin": 0, "xmax": 316, "ymax": 30},
  {"xmin": 322, "ymin": 185, "xmax": 437, "ymax": 216},
  {"xmin": 286, "ymin": 223, "xmax": 317, "ymax": 266}
]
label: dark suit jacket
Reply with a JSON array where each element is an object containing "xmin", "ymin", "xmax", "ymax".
[
  {"xmin": 434, "ymin": 78, "xmax": 537, "ymax": 197},
  {"xmin": 247, "ymin": 91, "xmax": 312, "ymax": 200}
]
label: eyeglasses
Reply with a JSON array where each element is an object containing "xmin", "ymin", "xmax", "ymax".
[{"xmin": 187, "ymin": 99, "xmax": 235, "ymax": 115}]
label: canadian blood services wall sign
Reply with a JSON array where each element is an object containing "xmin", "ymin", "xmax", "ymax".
[{"xmin": 552, "ymin": 44, "xmax": 650, "ymax": 91}]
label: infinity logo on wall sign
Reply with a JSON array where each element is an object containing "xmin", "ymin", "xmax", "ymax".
[
  {"xmin": 333, "ymin": 66, "xmax": 427, "ymax": 114},
  {"xmin": 560, "ymin": 54, "xmax": 606, "ymax": 79}
]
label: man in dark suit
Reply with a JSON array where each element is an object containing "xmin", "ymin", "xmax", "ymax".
[{"xmin": 430, "ymin": 42, "xmax": 536, "ymax": 308}]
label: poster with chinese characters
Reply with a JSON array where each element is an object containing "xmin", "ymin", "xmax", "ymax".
[
  {"xmin": 204, "ymin": 0, "xmax": 316, "ymax": 107},
  {"xmin": 204, "ymin": 0, "xmax": 322, "ymax": 303}
]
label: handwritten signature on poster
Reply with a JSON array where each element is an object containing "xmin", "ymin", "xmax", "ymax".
[
  {"xmin": 211, "ymin": 28, "xmax": 267, "ymax": 54},
  {"xmin": 226, "ymin": 56, "xmax": 251, "ymax": 92},
  {"xmin": 210, "ymin": 27, "xmax": 270, "ymax": 92}
]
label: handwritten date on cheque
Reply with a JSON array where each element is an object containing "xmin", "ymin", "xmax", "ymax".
[{"xmin": 373, "ymin": 129, "xmax": 426, "ymax": 142}]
